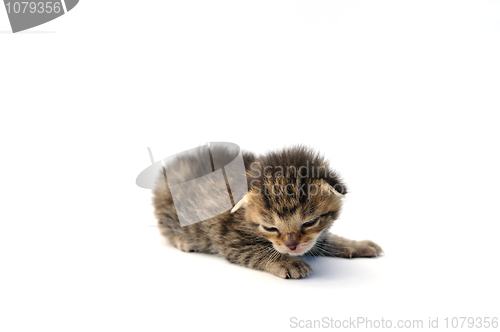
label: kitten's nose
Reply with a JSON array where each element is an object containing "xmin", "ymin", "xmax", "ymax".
[{"xmin": 284, "ymin": 232, "xmax": 300, "ymax": 251}]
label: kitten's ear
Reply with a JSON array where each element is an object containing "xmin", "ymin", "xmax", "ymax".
[
  {"xmin": 329, "ymin": 185, "xmax": 345, "ymax": 198},
  {"xmin": 231, "ymin": 194, "xmax": 248, "ymax": 213},
  {"xmin": 323, "ymin": 183, "xmax": 346, "ymax": 198}
]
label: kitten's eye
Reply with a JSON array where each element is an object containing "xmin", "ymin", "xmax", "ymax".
[
  {"xmin": 262, "ymin": 225, "xmax": 278, "ymax": 232},
  {"xmin": 303, "ymin": 218, "xmax": 318, "ymax": 228}
]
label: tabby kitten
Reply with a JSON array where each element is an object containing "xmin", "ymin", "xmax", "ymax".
[{"xmin": 153, "ymin": 146, "xmax": 382, "ymax": 279}]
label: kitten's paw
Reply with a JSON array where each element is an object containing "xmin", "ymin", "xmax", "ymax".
[
  {"xmin": 171, "ymin": 236, "xmax": 194, "ymax": 252},
  {"xmin": 343, "ymin": 240, "xmax": 383, "ymax": 258},
  {"xmin": 267, "ymin": 259, "xmax": 313, "ymax": 279}
]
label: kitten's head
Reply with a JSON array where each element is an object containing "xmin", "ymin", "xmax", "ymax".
[{"xmin": 233, "ymin": 146, "xmax": 346, "ymax": 256}]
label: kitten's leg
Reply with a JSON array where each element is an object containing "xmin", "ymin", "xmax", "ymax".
[
  {"xmin": 312, "ymin": 233, "xmax": 383, "ymax": 258},
  {"xmin": 167, "ymin": 235, "xmax": 194, "ymax": 252},
  {"xmin": 222, "ymin": 243, "xmax": 314, "ymax": 279},
  {"xmin": 157, "ymin": 215, "xmax": 196, "ymax": 252}
]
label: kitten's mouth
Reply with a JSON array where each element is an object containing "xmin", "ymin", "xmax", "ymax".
[{"xmin": 276, "ymin": 244, "xmax": 311, "ymax": 256}]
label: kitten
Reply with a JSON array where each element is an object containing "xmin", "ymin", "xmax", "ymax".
[{"xmin": 153, "ymin": 145, "xmax": 382, "ymax": 279}]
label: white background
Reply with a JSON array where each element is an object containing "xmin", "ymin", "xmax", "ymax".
[{"xmin": 1, "ymin": 1, "xmax": 500, "ymax": 331}]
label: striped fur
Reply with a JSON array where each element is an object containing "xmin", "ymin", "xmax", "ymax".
[{"xmin": 153, "ymin": 145, "xmax": 382, "ymax": 278}]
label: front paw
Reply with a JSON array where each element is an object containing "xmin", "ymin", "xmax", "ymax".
[
  {"xmin": 344, "ymin": 240, "xmax": 383, "ymax": 258},
  {"xmin": 266, "ymin": 258, "xmax": 313, "ymax": 279}
]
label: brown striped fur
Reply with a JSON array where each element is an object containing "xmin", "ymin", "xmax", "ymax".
[{"xmin": 153, "ymin": 146, "xmax": 382, "ymax": 279}]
